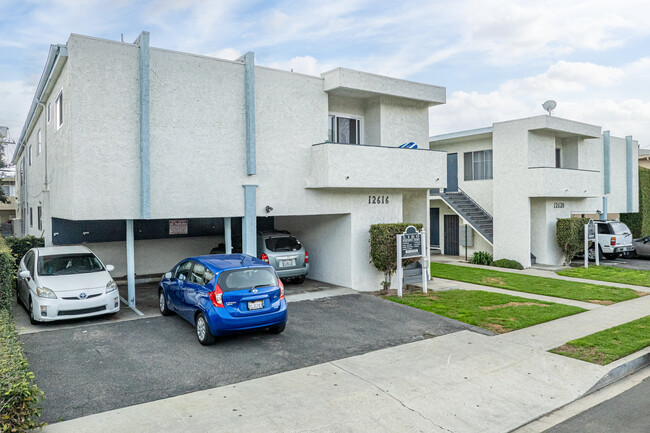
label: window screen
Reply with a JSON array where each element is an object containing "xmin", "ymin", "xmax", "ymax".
[{"xmin": 464, "ymin": 150, "xmax": 493, "ymax": 181}]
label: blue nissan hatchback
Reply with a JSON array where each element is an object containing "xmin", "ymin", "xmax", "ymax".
[{"xmin": 159, "ymin": 254, "xmax": 288, "ymax": 345}]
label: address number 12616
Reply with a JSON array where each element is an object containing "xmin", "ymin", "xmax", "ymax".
[{"xmin": 368, "ymin": 195, "xmax": 389, "ymax": 204}]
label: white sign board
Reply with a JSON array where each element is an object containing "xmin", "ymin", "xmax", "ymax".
[
  {"xmin": 169, "ymin": 219, "xmax": 188, "ymax": 235},
  {"xmin": 396, "ymin": 226, "xmax": 428, "ymax": 298}
]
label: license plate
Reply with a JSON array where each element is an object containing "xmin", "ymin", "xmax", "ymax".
[
  {"xmin": 279, "ymin": 259, "xmax": 295, "ymax": 268},
  {"xmin": 248, "ymin": 300, "xmax": 264, "ymax": 310}
]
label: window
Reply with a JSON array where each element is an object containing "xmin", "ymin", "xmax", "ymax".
[
  {"xmin": 328, "ymin": 114, "xmax": 361, "ymax": 144},
  {"xmin": 1, "ymin": 185, "xmax": 14, "ymax": 196},
  {"xmin": 25, "ymin": 251, "xmax": 35, "ymax": 275},
  {"xmin": 37, "ymin": 206, "xmax": 42, "ymax": 231},
  {"xmin": 28, "ymin": 146, "xmax": 32, "ymax": 166},
  {"xmin": 174, "ymin": 261, "xmax": 193, "ymax": 280},
  {"xmin": 190, "ymin": 262, "xmax": 206, "ymax": 285},
  {"xmin": 217, "ymin": 268, "xmax": 277, "ymax": 292},
  {"xmin": 464, "ymin": 150, "xmax": 493, "ymax": 181},
  {"xmin": 597, "ymin": 223, "xmax": 610, "ymax": 235},
  {"xmin": 55, "ymin": 90, "xmax": 63, "ymax": 129},
  {"xmin": 555, "ymin": 148, "xmax": 561, "ymax": 168},
  {"xmin": 37, "ymin": 129, "xmax": 42, "ymax": 154},
  {"xmin": 47, "ymin": 103, "xmax": 51, "ymax": 124},
  {"xmin": 38, "ymin": 253, "xmax": 105, "ymax": 276},
  {"xmin": 29, "ymin": 207, "xmax": 33, "ymax": 228}
]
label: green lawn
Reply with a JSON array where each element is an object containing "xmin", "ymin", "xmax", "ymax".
[
  {"xmin": 430, "ymin": 262, "xmax": 642, "ymax": 304},
  {"xmin": 550, "ymin": 315, "xmax": 650, "ymax": 365},
  {"xmin": 557, "ymin": 266, "xmax": 650, "ymax": 288},
  {"xmin": 385, "ymin": 290, "xmax": 585, "ymax": 334}
]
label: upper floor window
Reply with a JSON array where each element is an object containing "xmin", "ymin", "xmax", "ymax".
[
  {"xmin": 55, "ymin": 90, "xmax": 63, "ymax": 130},
  {"xmin": 328, "ymin": 114, "xmax": 361, "ymax": 144},
  {"xmin": 555, "ymin": 148, "xmax": 561, "ymax": 168},
  {"xmin": 29, "ymin": 207, "xmax": 33, "ymax": 228},
  {"xmin": 1, "ymin": 185, "xmax": 14, "ymax": 196},
  {"xmin": 37, "ymin": 129, "xmax": 42, "ymax": 154},
  {"xmin": 37, "ymin": 206, "xmax": 42, "ymax": 231},
  {"xmin": 47, "ymin": 103, "xmax": 51, "ymax": 124},
  {"xmin": 464, "ymin": 150, "xmax": 493, "ymax": 181}
]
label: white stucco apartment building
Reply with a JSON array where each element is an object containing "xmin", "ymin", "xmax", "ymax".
[
  {"xmin": 12, "ymin": 32, "xmax": 447, "ymax": 305},
  {"xmin": 429, "ymin": 115, "xmax": 639, "ymax": 267}
]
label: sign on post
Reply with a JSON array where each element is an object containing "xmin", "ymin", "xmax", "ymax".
[
  {"xmin": 584, "ymin": 219, "xmax": 597, "ymax": 268},
  {"xmin": 396, "ymin": 226, "xmax": 428, "ymax": 297}
]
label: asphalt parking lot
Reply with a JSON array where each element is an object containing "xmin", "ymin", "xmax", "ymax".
[
  {"xmin": 21, "ymin": 293, "xmax": 491, "ymax": 424},
  {"xmin": 601, "ymin": 256, "xmax": 650, "ymax": 270}
]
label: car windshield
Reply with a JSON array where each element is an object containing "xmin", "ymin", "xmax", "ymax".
[
  {"xmin": 608, "ymin": 222, "xmax": 630, "ymax": 234},
  {"xmin": 38, "ymin": 253, "xmax": 105, "ymax": 276},
  {"xmin": 265, "ymin": 236, "xmax": 301, "ymax": 252},
  {"xmin": 218, "ymin": 268, "xmax": 277, "ymax": 292}
]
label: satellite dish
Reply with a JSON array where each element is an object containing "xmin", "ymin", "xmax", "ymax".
[{"xmin": 542, "ymin": 100, "xmax": 557, "ymax": 115}]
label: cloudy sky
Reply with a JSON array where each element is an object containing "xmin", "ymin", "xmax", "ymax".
[{"xmin": 1, "ymin": 0, "xmax": 649, "ymax": 160}]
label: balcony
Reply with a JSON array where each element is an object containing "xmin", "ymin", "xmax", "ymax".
[
  {"xmin": 527, "ymin": 167, "xmax": 602, "ymax": 197},
  {"xmin": 306, "ymin": 142, "xmax": 446, "ymax": 189}
]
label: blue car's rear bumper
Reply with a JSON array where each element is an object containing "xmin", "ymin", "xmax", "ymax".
[{"xmin": 205, "ymin": 299, "xmax": 288, "ymax": 336}]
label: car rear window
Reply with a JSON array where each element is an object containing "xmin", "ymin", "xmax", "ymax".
[
  {"xmin": 608, "ymin": 222, "xmax": 630, "ymax": 234},
  {"xmin": 38, "ymin": 253, "xmax": 105, "ymax": 276},
  {"xmin": 217, "ymin": 268, "xmax": 278, "ymax": 292},
  {"xmin": 265, "ymin": 236, "xmax": 302, "ymax": 252}
]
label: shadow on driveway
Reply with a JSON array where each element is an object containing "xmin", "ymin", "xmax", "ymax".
[{"xmin": 20, "ymin": 293, "xmax": 490, "ymax": 424}]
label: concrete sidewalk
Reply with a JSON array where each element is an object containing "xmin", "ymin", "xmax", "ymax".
[{"xmin": 41, "ymin": 293, "xmax": 650, "ymax": 433}]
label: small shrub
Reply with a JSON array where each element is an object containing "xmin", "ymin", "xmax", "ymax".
[
  {"xmin": 0, "ymin": 309, "xmax": 45, "ymax": 431},
  {"xmin": 470, "ymin": 251, "xmax": 493, "ymax": 266},
  {"xmin": 369, "ymin": 223, "xmax": 423, "ymax": 286},
  {"xmin": 556, "ymin": 218, "xmax": 589, "ymax": 265},
  {"xmin": 492, "ymin": 258, "xmax": 524, "ymax": 270}
]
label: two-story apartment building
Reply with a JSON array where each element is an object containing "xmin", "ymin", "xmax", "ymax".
[
  {"xmin": 12, "ymin": 32, "xmax": 447, "ymax": 306},
  {"xmin": 429, "ymin": 116, "xmax": 639, "ymax": 267}
]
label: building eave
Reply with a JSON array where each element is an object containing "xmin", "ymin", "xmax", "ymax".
[{"xmin": 11, "ymin": 44, "xmax": 68, "ymax": 165}]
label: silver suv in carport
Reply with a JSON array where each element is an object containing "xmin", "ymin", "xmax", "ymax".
[{"xmin": 257, "ymin": 230, "xmax": 309, "ymax": 284}]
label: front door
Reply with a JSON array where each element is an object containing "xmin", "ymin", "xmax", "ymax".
[
  {"xmin": 446, "ymin": 153, "xmax": 458, "ymax": 192},
  {"xmin": 444, "ymin": 214, "xmax": 460, "ymax": 255},
  {"xmin": 430, "ymin": 208, "xmax": 440, "ymax": 247}
]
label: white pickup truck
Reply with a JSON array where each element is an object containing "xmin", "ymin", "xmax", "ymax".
[{"xmin": 589, "ymin": 220, "xmax": 634, "ymax": 260}]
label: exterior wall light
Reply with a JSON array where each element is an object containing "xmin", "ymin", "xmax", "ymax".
[{"xmin": 265, "ymin": 205, "xmax": 273, "ymax": 213}]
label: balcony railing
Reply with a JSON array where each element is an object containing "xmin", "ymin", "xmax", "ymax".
[{"xmin": 306, "ymin": 142, "xmax": 446, "ymax": 189}]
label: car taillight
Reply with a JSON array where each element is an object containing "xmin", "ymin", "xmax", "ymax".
[
  {"xmin": 611, "ymin": 237, "xmax": 616, "ymax": 246},
  {"xmin": 304, "ymin": 250, "xmax": 309, "ymax": 264},
  {"xmin": 261, "ymin": 253, "xmax": 269, "ymax": 263},
  {"xmin": 209, "ymin": 283, "xmax": 224, "ymax": 308},
  {"xmin": 278, "ymin": 277, "xmax": 284, "ymax": 300}
]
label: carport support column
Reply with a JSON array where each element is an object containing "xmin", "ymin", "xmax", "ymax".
[
  {"xmin": 601, "ymin": 196, "xmax": 608, "ymax": 221},
  {"xmin": 224, "ymin": 217, "xmax": 232, "ymax": 254},
  {"xmin": 242, "ymin": 185, "xmax": 257, "ymax": 256},
  {"xmin": 126, "ymin": 219, "xmax": 136, "ymax": 309}
]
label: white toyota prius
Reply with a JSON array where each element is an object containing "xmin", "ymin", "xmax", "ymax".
[{"xmin": 16, "ymin": 246, "xmax": 120, "ymax": 324}]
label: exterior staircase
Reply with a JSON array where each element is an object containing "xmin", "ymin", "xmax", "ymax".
[{"xmin": 431, "ymin": 189, "xmax": 493, "ymax": 244}]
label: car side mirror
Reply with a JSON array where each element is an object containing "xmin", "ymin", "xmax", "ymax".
[
  {"xmin": 19, "ymin": 270, "xmax": 31, "ymax": 279},
  {"xmin": 105, "ymin": 264, "xmax": 115, "ymax": 272},
  {"xmin": 164, "ymin": 272, "xmax": 172, "ymax": 279},
  {"xmin": 644, "ymin": 240, "xmax": 648, "ymax": 244}
]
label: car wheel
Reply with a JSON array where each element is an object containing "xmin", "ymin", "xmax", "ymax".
[
  {"xmin": 270, "ymin": 323, "xmax": 286, "ymax": 334},
  {"xmin": 293, "ymin": 275, "xmax": 306, "ymax": 285},
  {"xmin": 195, "ymin": 313, "xmax": 215, "ymax": 345},
  {"xmin": 159, "ymin": 289, "xmax": 172, "ymax": 316},
  {"xmin": 28, "ymin": 297, "xmax": 38, "ymax": 325},
  {"xmin": 588, "ymin": 246, "xmax": 604, "ymax": 262}
]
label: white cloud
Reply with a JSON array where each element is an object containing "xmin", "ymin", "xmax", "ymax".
[
  {"xmin": 0, "ymin": 80, "xmax": 36, "ymax": 160},
  {"xmin": 430, "ymin": 58, "xmax": 650, "ymax": 147}
]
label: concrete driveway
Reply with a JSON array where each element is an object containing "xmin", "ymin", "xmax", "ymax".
[{"xmin": 20, "ymin": 293, "xmax": 489, "ymax": 424}]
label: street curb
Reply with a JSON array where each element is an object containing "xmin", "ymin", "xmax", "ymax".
[{"xmin": 585, "ymin": 350, "xmax": 650, "ymax": 395}]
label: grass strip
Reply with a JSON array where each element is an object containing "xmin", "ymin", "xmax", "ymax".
[
  {"xmin": 385, "ymin": 290, "xmax": 585, "ymax": 334},
  {"xmin": 557, "ymin": 265, "xmax": 650, "ymax": 288},
  {"xmin": 550, "ymin": 315, "xmax": 650, "ymax": 365},
  {"xmin": 430, "ymin": 262, "xmax": 642, "ymax": 304}
]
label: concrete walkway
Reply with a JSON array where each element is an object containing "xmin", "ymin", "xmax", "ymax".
[
  {"xmin": 431, "ymin": 255, "xmax": 650, "ymax": 293},
  {"xmin": 41, "ymin": 292, "xmax": 650, "ymax": 433}
]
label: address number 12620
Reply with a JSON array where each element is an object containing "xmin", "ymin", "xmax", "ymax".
[{"xmin": 368, "ymin": 195, "xmax": 389, "ymax": 204}]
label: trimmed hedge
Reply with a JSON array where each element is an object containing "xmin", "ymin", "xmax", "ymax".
[
  {"xmin": 470, "ymin": 251, "xmax": 493, "ymax": 266},
  {"xmin": 369, "ymin": 223, "xmax": 423, "ymax": 287},
  {"xmin": 620, "ymin": 166, "xmax": 650, "ymax": 238},
  {"xmin": 0, "ymin": 239, "xmax": 13, "ymax": 312},
  {"xmin": 556, "ymin": 218, "xmax": 589, "ymax": 265},
  {"xmin": 492, "ymin": 258, "xmax": 524, "ymax": 270},
  {"xmin": 0, "ymin": 236, "xmax": 45, "ymax": 431}
]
